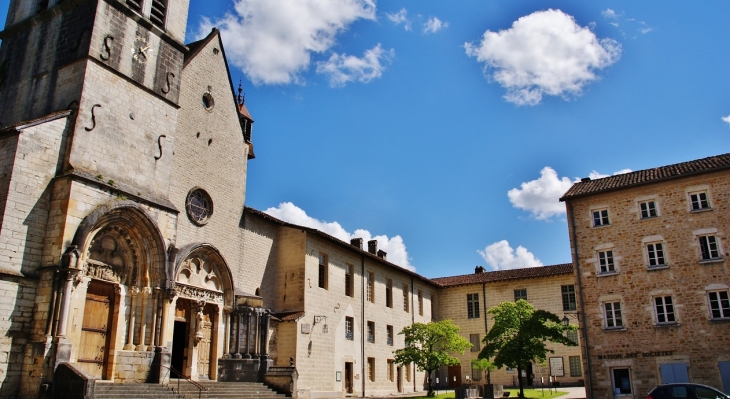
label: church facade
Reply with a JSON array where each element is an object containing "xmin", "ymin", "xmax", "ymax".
[{"xmin": 0, "ymin": 1, "xmax": 441, "ymax": 397}]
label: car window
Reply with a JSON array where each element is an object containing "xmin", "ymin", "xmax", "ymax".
[
  {"xmin": 670, "ymin": 387, "xmax": 690, "ymax": 398},
  {"xmin": 694, "ymin": 387, "xmax": 725, "ymax": 399},
  {"xmin": 652, "ymin": 387, "xmax": 668, "ymax": 399}
]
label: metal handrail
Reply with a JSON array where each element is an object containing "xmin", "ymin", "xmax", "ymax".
[{"xmin": 160, "ymin": 364, "xmax": 207, "ymax": 399}]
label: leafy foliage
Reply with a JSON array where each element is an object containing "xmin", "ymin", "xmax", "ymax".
[
  {"xmin": 478, "ymin": 300, "xmax": 577, "ymax": 397},
  {"xmin": 394, "ymin": 320, "xmax": 471, "ymax": 396}
]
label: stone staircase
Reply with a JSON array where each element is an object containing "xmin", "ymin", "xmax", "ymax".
[
  {"xmin": 173, "ymin": 380, "xmax": 288, "ymax": 399},
  {"xmin": 93, "ymin": 382, "xmax": 181, "ymax": 398},
  {"xmin": 92, "ymin": 380, "xmax": 288, "ymax": 399}
]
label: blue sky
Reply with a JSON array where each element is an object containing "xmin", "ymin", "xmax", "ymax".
[{"xmin": 3, "ymin": 1, "xmax": 730, "ymax": 278}]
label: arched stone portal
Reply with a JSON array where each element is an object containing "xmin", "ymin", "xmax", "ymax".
[{"xmin": 165, "ymin": 244, "xmax": 233, "ymax": 380}]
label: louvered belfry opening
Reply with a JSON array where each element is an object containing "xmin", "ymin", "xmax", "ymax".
[
  {"xmin": 150, "ymin": 0, "xmax": 167, "ymax": 28},
  {"xmin": 126, "ymin": 0, "xmax": 142, "ymax": 12}
]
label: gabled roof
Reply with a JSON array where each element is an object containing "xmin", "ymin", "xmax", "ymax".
[
  {"xmin": 0, "ymin": 110, "xmax": 72, "ymax": 135},
  {"xmin": 431, "ymin": 263, "xmax": 573, "ymax": 288},
  {"xmin": 560, "ymin": 152, "xmax": 730, "ymax": 201},
  {"xmin": 244, "ymin": 207, "xmax": 440, "ymax": 287}
]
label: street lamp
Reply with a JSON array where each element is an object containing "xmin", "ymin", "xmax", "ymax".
[{"xmin": 562, "ymin": 312, "xmax": 580, "ymax": 327}]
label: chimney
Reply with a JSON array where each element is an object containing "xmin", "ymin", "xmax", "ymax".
[
  {"xmin": 350, "ymin": 238, "xmax": 363, "ymax": 250},
  {"xmin": 367, "ymin": 240, "xmax": 378, "ymax": 254},
  {"xmin": 581, "ymin": 177, "xmax": 591, "ymax": 182},
  {"xmin": 377, "ymin": 250, "xmax": 387, "ymax": 260},
  {"xmin": 475, "ymin": 266, "xmax": 485, "ymax": 274}
]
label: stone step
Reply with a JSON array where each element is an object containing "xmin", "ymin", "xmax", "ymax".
[{"xmin": 93, "ymin": 383, "xmax": 181, "ymax": 398}]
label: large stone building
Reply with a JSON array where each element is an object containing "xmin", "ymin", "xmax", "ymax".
[
  {"xmin": 433, "ymin": 264, "xmax": 584, "ymax": 390},
  {"xmin": 561, "ymin": 153, "xmax": 730, "ymax": 399},
  {"xmin": 0, "ymin": 0, "xmax": 440, "ymax": 397}
]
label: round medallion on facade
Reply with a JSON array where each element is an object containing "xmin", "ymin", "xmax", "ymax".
[{"xmin": 185, "ymin": 188, "xmax": 213, "ymax": 225}]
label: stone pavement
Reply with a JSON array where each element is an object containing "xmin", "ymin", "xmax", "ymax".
[{"xmin": 366, "ymin": 386, "xmax": 587, "ymax": 399}]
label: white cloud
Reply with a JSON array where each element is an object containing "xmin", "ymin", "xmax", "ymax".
[
  {"xmin": 423, "ymin": 17, "xmax": 448, "ymax": 34},
  {"xmin": 464, "ymin": 9, "xmax": 622, "ymax": 106},
  {"xmin": 602, "ymin": 9, "xmax": 617, "ymax": 19},
  {"xmin": 198, "ymin": 0, "xmax": 376, "ymax": 85},
  {"xmin": 508, "ymin": 167, "xmax": 632, "ymax": 220},
  {"xmin": 507, "ymin": 167, "xmax": 574, "ymax": 220},
  {"xmin": 478, "ymin": 240, "xmax": 543, "ymax": 271},
  {"xmin": 387, "ymin": 8, "xmax": 411, "ymax": 31},
  {"xmin": 264, "ymin": 202, "xmax": 415, "ymax": 271},
  {"xmin": 723, "ymin": 115, "xmax": 730, "ymax": 125},
  {"xmin": 316, "ymin": 44, "xmax": 395, "ymax": 87},
  {"xmin": 588, "ymin": 168, "xmax": 632, "ymax": 179}
]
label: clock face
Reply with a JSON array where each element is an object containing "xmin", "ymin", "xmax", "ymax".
[{"xmin": 131, "ymin": 34, "xmax": 152, "ymax": 64}]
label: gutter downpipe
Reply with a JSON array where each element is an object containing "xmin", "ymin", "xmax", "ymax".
[
  {"xmin": 568, "ymin": 202, "xmax": 593, "ymax": 399},
  {"xmin": 361, "ymin": 254, "xmax": 366, "ymax": 397}
]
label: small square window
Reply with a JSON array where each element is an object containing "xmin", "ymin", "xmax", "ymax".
[
  {"xmin": 646, "ymin": 243, "xmax": 666, "ymax": 267},
  {"xmin": 690, "ymin": 191, "xmax": 711, "ymax": 211},
  {"xmin": 698, "ymin": 235, "xmax": 722, "ymax": 261},
  {"xmin": 612, "ymin": 368, "xmax": 632, "ymax": 395},
  {"xmin": 708, "ymin": 291, "xmax": 730, "ymax": 319},
  {"xmin": 598, "ymin": 250, "xmax": 615, "ymax": 274},
  {"xmin": 654, "ymin": 296, "xmax": 676, "ymax": 324},
  {"xmin": 566, "ymin": 330, "xmax": 579, "ymax": 345},
  {"xmin": 604, "ymin": 301, "xmax": 623, "ymax": 329},
  {"xmin": 514, "ymin": 289, "xmax": 527, "ymax": 302},
  {"xmin": 593, "ymin": 209, "xmax": 610, "ymax": 227},
  {"xmin": 640, "ymin": 201, "xmax": 658, "ymax": 218},
  {"xmin": 569, "ymin": 356, "xmax": 582, "ymax": 377}
]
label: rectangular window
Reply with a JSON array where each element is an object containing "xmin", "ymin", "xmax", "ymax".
[
  {"xmin": 593, "ymin": 209, "xmax": 610, "ymax": 226},
  {"xmin": 405, "ymin": 364, "xmax": 411, "ymax": 382},
  {"xmin": 709, "ymin": 291, "xmax": 730, "ymax": 319},
  {"xmin": 655, "ymin": 296, "xmax": 676, "ymax": 324},
  {"xmin": 640, "ymin": 201, "xmax": 658, "ymax": 218},
  {"xmin": 647, "ymin": 243, "xmax": 666, "ymax": 267},
  {"xmin": 403, "ymin": 284, "xmax": 409, "ymax": 312},
  {"xmin": 690, "ymin": 191, "xmax": 710, "ymax": 211},
  {"xmin": 386, "ymin": 325, "xmax": 394, "ymax": 346},
  {"xmin": 345, "ymin": 316, "xmax": 354, "ymax": 340},
  {"xmin": 604, "ymin": 302, "xmax": 623, "ymax": 328},
  {"xmin": 472, "ymin": 363, "xmax": 482, "ymax": 381},
  {"xmin": 469, "ymin": 334, "xmax": 480, "ymax": 352},
  {"xmin": 418, "ymin": 290, "xmax": 423, "ymax": 316},
  {"xmin": 562, "ymin": 285, "xmax": 577, "ymax": 311},
  {"xmin": 367, "ymin": 272, "xmax": 374, "ymax": 303},
  {"xmin": 386, "ymin": 279, "xmax": 393, "ymax": 308},
  {"xmin": 514, "ymin": 289, "xmax": 527, "ymax": 302},
  {"xmin": 612, "ymin": 368, "xmax": 632, "ymax": 395},
  {"xmin": 367, "ymin": 321, "xmax": 375, "ymax": 343},
  {"xmin": 599, "ymin": 250, "xmax": 615, "ymax": 273},
  {"xmin": 467, "ymin": 293, "xmax": 480, "ymax": 319},
  {"xmin": 345, "ymin": 264, "xmax": 354, "ymax": 297},
  {"xmin": 569, "ymin": 356, "xmax": 582, "ymax": 377},
  {"xmin": 566, "ymin": 330, "xmax": 579, "ymax": 345},
  {"xmin": 387, "ymin": 359, "xmax": 394, "ymax": 382},
  {"xmin": 149, "ymin": 0, "xmax": 167, "ymax": 28},
  {"xmin": 699, "ymin": 235, "xmax": 721, "ymax": 260},
  {"xmin": 368, "ymin": 358, "xmax": 375, "ymax": 382},
  {"xmin": 318, "ymin": 253, "xmax": 328, "ymax": 289}
]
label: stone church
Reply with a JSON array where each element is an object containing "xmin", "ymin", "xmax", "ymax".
[{"xmin": 0, "ymin": 0, "xmax": 441, "ymax": 398}]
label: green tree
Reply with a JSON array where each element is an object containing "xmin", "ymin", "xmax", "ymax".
[
  {"xmin": 478, "ymin": 300, "xmax": 577, "ymax": 398},
  {"xmin": 471, "ymin": 358, "xmax": 497, "ymax": 385},
  {"xmin": 394, "ymin": 320, "xmax": 472, "ymax": 397}
]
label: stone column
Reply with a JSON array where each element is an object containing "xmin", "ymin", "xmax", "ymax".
[
  {"xmin": 137, "ymin": 287, "xmax": 151, "ymax": 351},
  {"xmin": 148, "ymin": 288, "xmax": 160, "ymax": 350},
  {"xmin": 223, "ymin": 310, "xmax": 231, "ymax": 358},
  {"xmin": 254, "ymin": 309, "xmax": 261, "ymax": 356},
  {"xmin": 125, "ymin": 287, "xmax": 139, "ymax": 350},
  {"xmin": 261, "ymin": 311, "xmax": 271, "ymax": 357},
  {"xmin": 56, "ymin": 270, "xmax": 76, "ymax": 337},
  {"xmin": 244, "ymin": 309, "xmax": 252, "ymax": 359},
  {"xmin": 233, "ymin": 312, "xmax": 242, "ymax": 359},
  {"xmin": 159, "ymin": 289, "xmax": 176, "ymax": 349}
]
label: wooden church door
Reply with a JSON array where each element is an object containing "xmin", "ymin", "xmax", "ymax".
[
  {"xmin": 78, "ymin": 281, "xmax": 114, "ymax": 378},
  {"xmin": 197, "ymin": 311, "xmax": 212, "ymax": 379}
]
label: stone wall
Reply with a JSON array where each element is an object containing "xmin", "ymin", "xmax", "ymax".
[
  {"xmin": 566, "ymin": 169, "xmax": 730, "ymax": 399},
  {"xmin": 0, "ymin": 275, "xmax": 38, "ymax": 398},
  {"xmin": 112, "ymin": 350, "xmax": 156, "ymax": 383}
]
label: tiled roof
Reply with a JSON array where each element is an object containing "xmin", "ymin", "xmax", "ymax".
[
  {"xmin": 238, "ymin": 102, "xmax": 253, "ymax": 121},
  {"xmin": 560, "ymin": 152, "xmax": 730, "ymax": 200},
  {"xmin": 272, "ymin": 311, "xmax": 305, "ymax": 322},
  {"xmin": 244, "ymin": 207, "xmax": 439, "ymax": 287},
  {"xmin": 0, "ymin": 109, "xmax": 72, "ymax": 133},
  {"xmin": 431, "ymin": 263, "xmax": 573, "ymax": 287}
]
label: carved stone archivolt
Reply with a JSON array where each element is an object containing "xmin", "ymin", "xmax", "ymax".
[
  {"xmin": 176, "ymin": 255, "xmax": 222, "ymax": 292},
  {"xmin": 83, "ymin": 225, "xmax": 140, "ymax": 285},
  {"xmin": 174, "ymin": 282, "xmax": 223, "ymax": 304}
]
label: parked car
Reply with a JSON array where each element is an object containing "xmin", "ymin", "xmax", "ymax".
[{"xmin": 647, "ymin": 383, "xmax": 729, "ymax": 399}]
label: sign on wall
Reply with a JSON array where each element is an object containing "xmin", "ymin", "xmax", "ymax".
[{"xmin": 549, "ymin": 357, "xmax": 564, "ymax": 377}]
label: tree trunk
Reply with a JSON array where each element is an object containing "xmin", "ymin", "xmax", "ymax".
[
  {"xmin": 517, "ymin": 366, "xmax": 524, "ymax": 398},
  {"xmin": 427, "ymin": 369, "xmax": 434, "ymax": 397}
]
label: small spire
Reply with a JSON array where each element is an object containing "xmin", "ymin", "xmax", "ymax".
[{"xmin": 237, "ymin": 80, "xmax": 245, "ymax": 105}]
